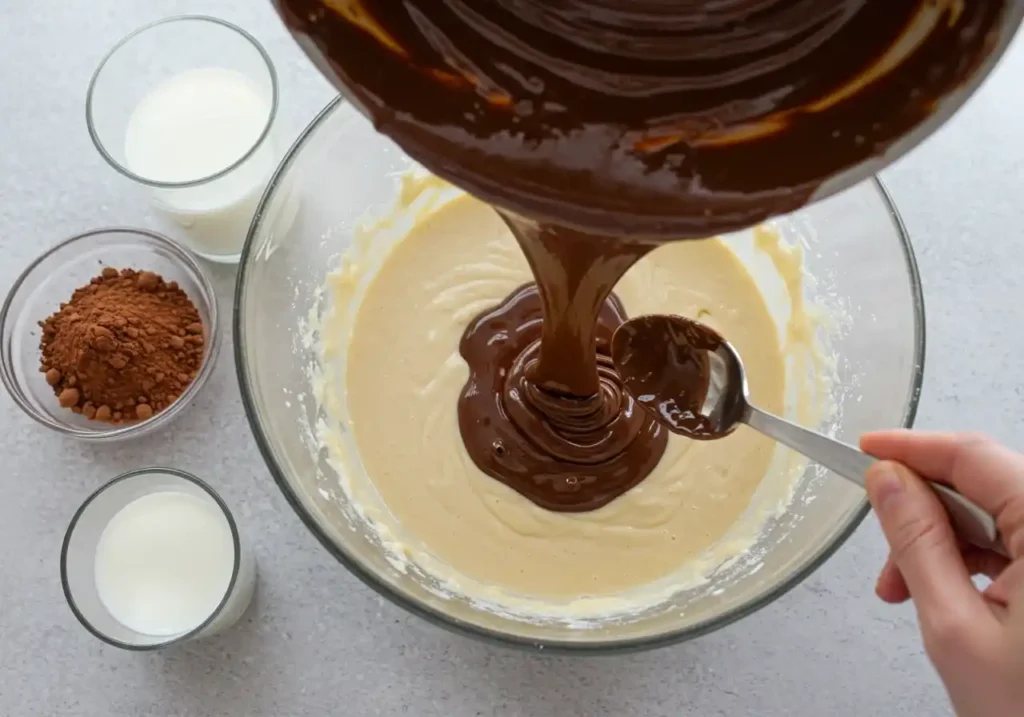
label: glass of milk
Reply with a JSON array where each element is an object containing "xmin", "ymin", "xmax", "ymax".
[
  {"xmin": 61, "ymin": 467, "xmax": 257, "ymax": 649},
  {"xmin": 86, "ymin": 16, "xmax": 280, "ymax": 263}
]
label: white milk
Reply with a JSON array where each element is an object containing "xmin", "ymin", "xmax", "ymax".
[
  {"xmin": 94, "ymin": 491, "xmax": 235, "ymax": 636},
  {"xmin": 124, "ymin": 67, "xmax": 276, "ymax": 260}
]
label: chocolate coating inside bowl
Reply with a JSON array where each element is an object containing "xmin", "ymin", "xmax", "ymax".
[{"xmin": 278, "ymin": 0, "xmax": 1007, "ymax": 236}]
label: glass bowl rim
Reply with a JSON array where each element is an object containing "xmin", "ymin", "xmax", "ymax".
[
  {"xmin": 85, "ymin": 14, "xmax": 280, "ymax": 190},
  {"xmin": 234, "ymin": 96, "xmax": 925, "ymax": 655},
  {"xmin": 59, "ymin": 466, "xmax": 243, "ymax": 651},
  {"xmin": 0, "ymin": 226, "xmax": 220, "ymax": 442}
]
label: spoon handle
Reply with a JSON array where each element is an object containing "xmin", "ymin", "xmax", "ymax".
[{"xmin": 745, "ymin": 405, "xmax": 1008, "ymax": 557}]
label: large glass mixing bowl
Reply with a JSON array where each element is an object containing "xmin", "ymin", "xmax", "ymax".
[{"xmin": 235, "ymin": 97, "xmax": 924, "ymax": 653}]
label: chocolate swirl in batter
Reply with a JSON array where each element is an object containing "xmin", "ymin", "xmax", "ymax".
[
  {"xmin": 277, "ymin": 0, "xmax": 1008, "ymax": 511},
  {"xmin": 458, "ymin": 224, "xmax": 666, "ymax": 512}
]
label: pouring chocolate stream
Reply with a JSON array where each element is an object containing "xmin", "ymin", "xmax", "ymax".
[{"xmin": 277, "ymin": 0, "xmax": 1009, "ymax": 511}]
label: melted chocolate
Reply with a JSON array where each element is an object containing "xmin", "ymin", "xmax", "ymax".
[
  {"xmin": 458, "ymin": 283, "xmax": 666, "ymax": 512},
  {"xmin": 275, "ymin": 0, "xmax": 1008, "ymax": 511},
  {"xmin": 458, "ymin": 222, "xmax": 666, "ymax": 512},
  {"xmin": 277, "ymin": 0, "xmax": 1006, "ymax": 237},
  {"xmin": 612, "ymin": 316, "xmax": 734, "ymax": 440}
]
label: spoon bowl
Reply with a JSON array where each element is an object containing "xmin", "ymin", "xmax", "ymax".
[
  {"xmin": 611, "ymin": 314, "xmax": 747, "ymax": 440},
  {"xmin": 611, "ymin": 314, "xmax": 1007, "ymax": 557}
]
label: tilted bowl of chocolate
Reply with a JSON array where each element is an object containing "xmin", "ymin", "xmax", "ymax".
[{"xmin": 1, "ymin": 228, "xmax": 219, "ymax": 441}]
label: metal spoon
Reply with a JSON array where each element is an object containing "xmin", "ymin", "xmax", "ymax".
[{"xmin": 611, "ymin": 314, "xmax": 1007, "ymax": 557}]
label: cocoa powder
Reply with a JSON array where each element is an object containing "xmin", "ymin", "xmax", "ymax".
[{"xmin": 38, "ymin": 267, "xmax": 205, "ymax": 423}]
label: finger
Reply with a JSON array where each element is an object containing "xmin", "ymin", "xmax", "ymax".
[
  {"xmin": 862, "ymin": 431, "xmax": 1024, "ymax": 536},
  {"xmin": 984, "ymin": 559, "xmax": 1024, "ymax": 608},
  {"xmin": 866, "ymin": 460, "xmax": 992, "ymax": 628},
  {"xmin": 961, "ymin": 546, "xmax": 1010, "ymax": 582},
  {"xmin": 876, "ymin": 547, "xmax": 1006, "ymax": 604},
  {"xmin": 1002, "ymin": 568, "xmax": 1024, "ymax": 647},
  {"xmin": 876, "ymin": 556, "xmax": 910, "ymax": 603},
  {"xmin": 994, "ymin": 491, "xmax": 1024, "ymax": 560},
  {"xmin": 860, "ymin": 431, "xmax": 976, "ymax": 480}
]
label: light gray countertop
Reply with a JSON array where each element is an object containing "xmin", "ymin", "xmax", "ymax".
[{"xmin": 3, "ymin": 2, "xmax": 1023, "ymax": 715}]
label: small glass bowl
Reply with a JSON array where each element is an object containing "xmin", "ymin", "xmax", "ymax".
[
  {"xmin": 86, "ymin": 16, "xmax": 280, "ymax": 264},
  {"xmin": 61, "ymin": 467, "xmax": 257, "ymax": 650},
  {"xmin": 0, "ymin": 228, "xmax": 219, "ymax": 441}
]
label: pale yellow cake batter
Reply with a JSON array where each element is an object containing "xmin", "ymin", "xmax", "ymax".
[{"xmin": 326, "ymin": 173, "xmax": 796, "ymax": 608}]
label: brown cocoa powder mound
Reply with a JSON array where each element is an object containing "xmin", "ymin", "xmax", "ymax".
[{"xmin": 38, "ymin": 267, "xmax": 205, "ymax": 423}]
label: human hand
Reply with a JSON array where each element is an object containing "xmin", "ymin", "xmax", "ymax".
[{"xmin": 861, "ymin": 431, "xmax": 1024, "ymax": 717}]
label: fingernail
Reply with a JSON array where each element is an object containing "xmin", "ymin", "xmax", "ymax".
[{"xmin": 866, "ymin": 461, "xmax": 905, "ymax": 510}]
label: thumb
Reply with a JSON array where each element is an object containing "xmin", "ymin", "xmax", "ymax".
[{"xmin": 865, "ymin": 461, "xmax": 985, "ymax": 624}]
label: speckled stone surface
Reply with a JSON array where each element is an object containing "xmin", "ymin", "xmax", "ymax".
[{"xmin": 3, "ymin": 2, "xmax": 1023, "ymax": 715}]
